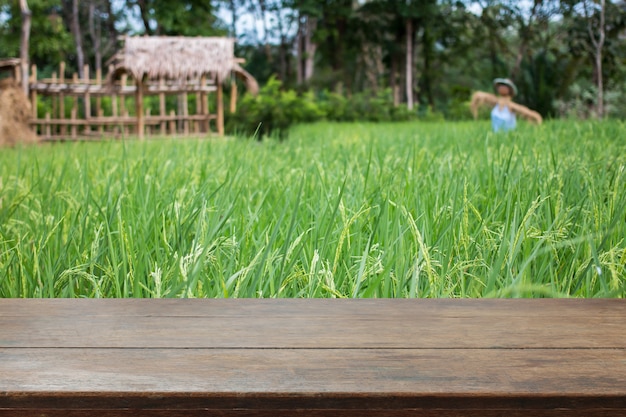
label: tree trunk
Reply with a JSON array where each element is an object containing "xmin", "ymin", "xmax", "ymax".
[
  {"xmin": 595, "ymin": 0, "xmax": 605, "ymax": 118},
  {"xmin": 230, "ymin": 0, "xmax": 237, "ymax": 38},
  {"xmin": 296, "ymin": 14, "xmax": 303, "ymax": 84},
  {"xmin": 276, "ymin": 9, "xmax": 287, "ymax": 82},
  {"xmin": 304, "ymin": 16, "xmax": 317, "ymax": 82},
  {"xmin": 583, "ymin": 0, "xmax": 606, "ymax": 118},
  {"xmin": 510, "ymin": 3, "xmax": 538, "ymax": 81},
  {"xmin": 72, "ymin": 0, "xmax": 85, "ymax": 78},
  {"xmin": 88, "ymin": 1, "xmax": 102, "ymax": 74},
  {"xmin": 19, "ymin": 0, "xmax": 31, "ymax": 94},
  {"xmin": 258, "ymin": 0, "xmax": 272, "ymax": 62},
  {"xmin": 390, "ymin": 25, "xmax": 403, "ymax": 106},
  {"xmin": 137, "ymin": 0, "xmax": 154, "ymax": 35},
  {"xmin": 333, "ymin": 15, "xmax": 346, "ymax": 90},
  {"xmin": 422, "ymin": 24, "xmax": 434, "ymax": 108},
  {"xmin": 363, "ymin": 44, "xmax": 379, "ymax": 93},
  {"xmin": 405, "ymin": 18, "xmax": 413, "ymax": 111},
  {"xmin": 596, "ymin": 51, "xmax": 604, "ymax": 118},
  {"xmin": 297, "ymin": 14, "xmax": 317, "ymax": 84}
]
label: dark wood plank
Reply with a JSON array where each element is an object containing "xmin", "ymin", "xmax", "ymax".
[
  {"xmin": 1, "ymin": 299, "xmax": 624, "ymax": 349},
  {"xmin": 1, "ymin": 348, "xmax": 625, "ymax": 410},
  {"xmin": 3, "ymin": 410, "xmax": 625, "ymax": 417},
  {"xmin": 1, "ymin": 299, "xmax": 625, "ymax": 416}
]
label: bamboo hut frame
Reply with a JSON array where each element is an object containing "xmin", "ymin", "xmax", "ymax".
[
  {"xmin": 108, "ymin": 36, "xmax": 258, "ymax": 139},
  {"xmin": 6, "ymin": 36, "xmax": 258, "ymax": 141}
]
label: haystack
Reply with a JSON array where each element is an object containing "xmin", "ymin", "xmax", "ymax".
[{"xmin": 0, "ymin": 78, "xmax": 38, "ymax": 146}]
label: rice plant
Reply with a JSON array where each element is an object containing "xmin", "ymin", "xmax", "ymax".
[{"xmin": 0, "ymin": 120, "xmax": 624, "ymax": 298}]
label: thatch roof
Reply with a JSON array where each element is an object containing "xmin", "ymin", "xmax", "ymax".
[{"xmin": 109, "ymin": 37, "xmax": 258, "ymax": 94}]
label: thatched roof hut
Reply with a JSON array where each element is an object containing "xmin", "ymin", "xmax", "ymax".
[{"xmin": 109, "ymin": 36, "xmax": 258, "ymax": 95}]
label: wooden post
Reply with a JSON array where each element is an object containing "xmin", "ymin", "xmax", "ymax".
[
  {"xmin": 96, "ymin": 67, "xmax": 102, "ymax": 135},
  {"xmin": 201, "ymin": 74, "xmax": 209, "ymax": 133},
  {"xmin": 51, "ymin": 72, "xmax": 57, "ymax": 135},
  {"xmin": 230, "ymin": 79, "xmax": 237, "ymax": 113},
  {"xmin": 169, "ymin": 110, "xmax": 176, "ymax": 135},
  {"xmin": 146, "ymin": 108, "xmax": 151, "ymax": 136},
  {"xmin": 183, "ymin": 92, "xmax": 189, "ymax": 136},
  {"xmin": 72, "ymin": 73, "xmax": 78, "ymax": 130},
  {"xmin": 123, "ymin": 110, "xmax": 129, "ymax": 137},
  {"xmin": 135, "ymin": 77, "xmax": 144, "ymax": 140},
  {"xmin": 29, "ymin": 64, "xmax": 37, "ymax": 120},
  {"xmin": 195, "ymin": 87, "xmax": 201, "ymax": 134},
  {"xmin": 70, "ymin": 107, "xmax": 77, "ymax": 139},
  {"xmin": 120, "ymin": 74, "xmax": 127, "ymax": 136},
  {"xmin": 59, "ymin": 62, "xmax": 66, "ymax": 136},
  {"xmin": 112, "ymin": 99, "xmax": 119, "ymax": 136},
  {"xmin": 159, "ymin": 77, "xmax": 166, "ymax": 136},
  {"xmin": 98, "ymin": 109, "xmax": 104, "ymax": 135},
  {"xmin": 44, "ymin": 112, "xmax": 51, "ymax": 138},
  {"xmin": 83, "ymin": 64, "xmax": 91, "ymax": 135},
  {"xmin": 217, "ymin": 77, "xmax": 224, "ymax": 136},
  {"xmin": 109, "ymin": 65, "xmax": 117, "ymax": 136}
]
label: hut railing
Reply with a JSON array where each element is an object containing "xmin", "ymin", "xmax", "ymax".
[{"xmin": 28, "ymin": 63, "xmax": 226, "ymax": 140}]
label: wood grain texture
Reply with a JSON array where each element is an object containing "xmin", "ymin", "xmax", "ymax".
[
  {"xmin": 1, "ymin": 299, "xmax": 625, "ymax": 348},
  {"xmin": 2, "ymin": 410, "xmax": 626, "ymax": 417},
  {"xmin": 2, "ymin": 348, "xmax": 625, "ymax": 398},
  {"xmin": 0, "ymin": 299, "xmax": 625, "ymax": 416}
]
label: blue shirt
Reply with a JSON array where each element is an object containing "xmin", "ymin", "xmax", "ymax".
[{"xmin": 491, "ymin": 104, "xmax": 516, "ymax": 132}]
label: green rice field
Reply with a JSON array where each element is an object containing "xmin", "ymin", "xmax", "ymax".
[{"xmin": 0, "ymin": 121, "xmax": 625, "ymax": 298}]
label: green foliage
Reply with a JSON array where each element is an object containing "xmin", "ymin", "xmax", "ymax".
[
  {"xmin": 339, "ymin": 89, "xmax": 408, "ymax": 123},
  {"xmin": 2, "ymin": 0, "xmax": 624, "ymax": 124},
  {"xmin": 1, "ymin": 121, "xmax": 625, "ymax": 298},
  {"xmin": 0, "ymin": 0, "xmax": 72, "ymax": 65},
  {"xmin": 555, "ymin": 81, "xmax": 626, "ymax": 119},
  {"xmin": 228, "ymin": 81, "xmax": 424, "ymax": 138},
  {"xmin": 227, "ymin": 76, "xmax": 325, "ymax": 139},
  {"xmin": 126, "ymin": 0, "xmax": 226, "ymax": 36}
]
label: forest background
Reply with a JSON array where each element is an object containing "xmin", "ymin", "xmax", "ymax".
[{"xmin": 1, "ymin": 0, "xmax": 625, "ymax": 126}]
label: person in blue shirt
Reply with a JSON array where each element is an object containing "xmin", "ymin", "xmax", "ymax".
[{"xmin": 470, "ymin": 78, "xmax": 542, "ymax": 131}]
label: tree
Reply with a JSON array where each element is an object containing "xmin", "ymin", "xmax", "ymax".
[
  {"xmin": 585, "ymin": 0, "xmax": 607, "ymax": 117},
  {"xmin": 0, "ymin": 0, "xmax": 73, "ymax": 71},
  {"xmin": 2, "ymin": 0, "xmax": 624, "ymax": 120},
  {"xmin": 294, "ymin": 1, "xmax": 319, "ymax": 84},
  {"xmin": 125, "ymin": 0, "xmax": 225, "ymax": 36},
  {"xmin": 86, "ymin": 0, "xmax": 119, "ymax": 74},
  {"xmin": 70, "ymin": 0, "xmax": 84, "ymax": 77},
  {"xmin": 19, "ymin": 0, "xmax": 31, "ymax": 93},
  {"xmin": 560, "ymin": 0, "xmax": 624, "ymax": 118},
  {"xmin": 405, "ymin": 10, "xmax": 413, "ymax": 110},
  {"xmin": 475, "ymin": 1, "xmax": 515, "ymax": 80}
]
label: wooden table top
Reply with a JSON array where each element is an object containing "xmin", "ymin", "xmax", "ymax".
[{"xmin": 1, "ymin": 298, "xmax": 625, "ymax": 416}]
